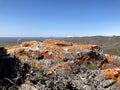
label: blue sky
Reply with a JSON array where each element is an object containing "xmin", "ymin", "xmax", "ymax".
[{"xmin": 0, "ymin": 0, "xmax": 120, "ymax": 37}]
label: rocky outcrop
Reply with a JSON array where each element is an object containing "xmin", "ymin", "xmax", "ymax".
[
  {"xmin": 6, "ymin": 40, "xmax": 97, "ymax": 61},
  {"xmin": 0, "ymin": 39, "xmax": 120, "ymax": 90}
]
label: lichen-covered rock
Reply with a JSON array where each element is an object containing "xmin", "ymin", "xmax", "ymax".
[
  {"xmin": 103, "ymin": 69, "xmax": 119, "ymax": 79},
  {"xmin": 5, "ymin": 40, "xmax": 101, "ymax": 73},
  {"xmin": 2, "ymin": 39, "xmax": 120, "ymax": 89},
  {"xmin": 6, "ymin": 39, "xmax": 101, "ymax": 61}
]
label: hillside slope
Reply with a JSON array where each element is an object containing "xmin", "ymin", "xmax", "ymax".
[{"xmin": 63, "ymin": 36, "xmax": 120, "ymax": 55}]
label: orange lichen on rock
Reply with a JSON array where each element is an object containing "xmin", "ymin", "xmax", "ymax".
[
  {"xmin": 5, "ymin": 45, "xmax": 20, "ymax": 51},
  {"xmin": 36, "ymin": 63, "xmax": 43, "ymax": 69},
  {"xmin": 74, "ymin": 44, "xmax": 98, "ymax": 51},
  {"xmin": 41, "ymin": 51, "xmax": 55, "ymax": 60},
  {"xmin": 22, "ymin": 41, "xmax": 40, "ymax": 47},
  {"xmin": 106, "ymin": 54, "xmax": 118, "ymax": 63},
  {"xmin": 103, "ymin": 69, "xmax": 119, "ymax": 79},
  {"xmin": 117, "ymin": 76, "xmax": 120, "ymax": 84},
  {"xmin": 101, "ymin": 63, "xmax": 119, "ymax": 69},
  {"xmin": 42, "ymin": 40, "xmax": 72, "ymax": 61},
  {"xmin": 67, "ymin": 47, "xmax": 79, "ymax": 53},
  {"xmin": 105, "ymin": 54, "xmax": 120, "ymax": 66},
  {"xmin": 16, "ymin": 48, "xmax": 25, "ymax": 53},
  {"xmin": 43, "ymin": 39, "xmax": 72, "ymax": 46},
  {"xmin": 49, "ymin": 63, "xmax": 73, "ymax": 75}
]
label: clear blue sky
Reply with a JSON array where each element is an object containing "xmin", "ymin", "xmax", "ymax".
[{"xmin": 0, "ymin": 0, "xmax": 120, "ymax": 37}]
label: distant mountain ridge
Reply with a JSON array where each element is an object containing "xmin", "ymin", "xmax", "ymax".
[{"xmin": 63, "ymin": 36, "xmax": 120, "ymax": 55}]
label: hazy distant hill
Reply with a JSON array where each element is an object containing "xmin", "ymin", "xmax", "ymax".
[{"xmin": 63, "ymin": 36, "xmax": 120, "ymax": 56}]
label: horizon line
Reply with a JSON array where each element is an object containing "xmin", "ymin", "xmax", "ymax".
[{"xmin": 0, "ymin": 35, "xmax": 119, "ymax": 38}]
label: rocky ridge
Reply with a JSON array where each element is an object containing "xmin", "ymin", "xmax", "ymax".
[{"xmin": 0, "ymin": 39, "xmax": 120, "ymax": 89}]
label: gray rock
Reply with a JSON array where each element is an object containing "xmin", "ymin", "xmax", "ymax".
[
  {"xmin": 39, "ymin": 59, "xmax": 53, "ymax": 68},
  {"xmin": 19, "ymin": 84, "xmax": 37, "ymax": 90},
  {"xmin": 100, "ymin": 79, "xmax": 116, "ymax": 88},
  {"xmin": 71, "ymin": 79, "xmax": 84, "ymax": 90},
  {"xmin": 113, "ymin": 57, "xmax": 120, "ymax": 66},
  {"xmin": 83, "ymin": 85, "xmax": 91, "ymax": 90}
]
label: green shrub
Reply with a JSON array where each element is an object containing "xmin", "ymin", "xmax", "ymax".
[{"xmin": 88, "ymin": 62, "xmax": 99, "ymax": 70}]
